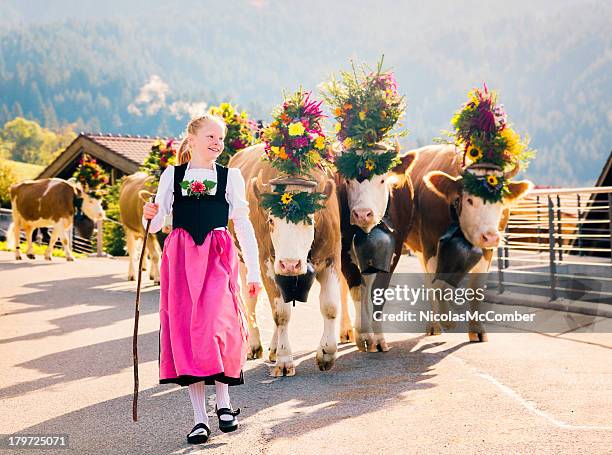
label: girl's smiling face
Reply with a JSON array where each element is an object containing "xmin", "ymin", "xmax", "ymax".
[{"xmin": 189, "ymin": 119, "xmax": 226, "ymax": 161}]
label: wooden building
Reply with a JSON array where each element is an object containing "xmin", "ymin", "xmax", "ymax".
[{"xmin": 37, "ymin": 133, "xmax": 165, "ymax": 183}]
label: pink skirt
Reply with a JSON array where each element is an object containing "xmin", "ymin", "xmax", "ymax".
[{"xmin": 158, "ymin": 227, "xmax": 249, "ymax": 386}]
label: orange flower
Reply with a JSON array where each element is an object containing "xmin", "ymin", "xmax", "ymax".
[
  {"xmin": 334, "ymin": 107, "xmax": 343, "ymax": 116},
  {"xmin": 343, "ymin": 103, "xmax": 353, "ymax": 110},
  {"xmin": 281, "ymin": 112, "xmax": 290, "ymax": 124}
]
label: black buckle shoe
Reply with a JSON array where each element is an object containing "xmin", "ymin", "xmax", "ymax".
[
  {"xmin": 187, "ymin": 422, "xmax": 210, "ymax": 444},
  {"xmin": 215, "ymin": 406, "xmax": 240, "ymax": 433}
]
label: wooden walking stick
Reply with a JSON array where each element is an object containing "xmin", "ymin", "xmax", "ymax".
[{"xmin": 133, "ymin": 195, "xmax": 155, "ymax": 422}]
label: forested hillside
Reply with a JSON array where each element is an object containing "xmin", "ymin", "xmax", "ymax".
[{"xmin": 1, "ymin": 0, "xmax": 610, "ymax": 185}]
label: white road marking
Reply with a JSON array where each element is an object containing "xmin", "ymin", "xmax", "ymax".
[{"xmin": 450, "ymin": 353, "xmax": 612, "ymax": 431}]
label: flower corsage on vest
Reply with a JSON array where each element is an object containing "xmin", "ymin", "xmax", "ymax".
[{"xmin": 180, "ymin": 179, "xmax": 216, "ymax": 198}]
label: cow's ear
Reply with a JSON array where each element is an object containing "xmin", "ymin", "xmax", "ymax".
[
  {"xmin": 424, "ymin": 171, "xmax": 462, "ymax": 203},
  {"xmin": 251, "ymin": 169, "xmax": 267, "ymax": 200},
  {"xmin": 73, "ymin": 180, "xmax": 84, "ymax": 197},
  {"xmin": 391, "ymin": 150, "xmax": 417, "ymax": 175},
  {"xmin": 503, "ymin": 180, "xmax": 533, "ymax": 204},
  {"xmin": 322, "ymin": 178, "xmax": 335, "ymax": 199}
]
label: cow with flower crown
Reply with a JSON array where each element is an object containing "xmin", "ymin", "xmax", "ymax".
[
  {"xmin": 404, "ymin": 85, "xmax": 534, "ymax": 341},
  {"xmin": 228, "ymin": 89, "xmax": 344, "ymax": 376},
  {"xmin": 321, "ymin": 58, "xmax": 419, "ymax": 352}
]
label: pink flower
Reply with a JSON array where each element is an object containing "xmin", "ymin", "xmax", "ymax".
[
  {"xmin": 293, "ymin": 137, "xmax": 309, "ymax": 148},
  {"xmin": 191, "ymin": 181, "xmax": 205, "ymax": 193}
]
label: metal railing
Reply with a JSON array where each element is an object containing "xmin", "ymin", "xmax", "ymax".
[{"xmin": 494, "ymin": 186, "xmax": 612, "ymax": 305}]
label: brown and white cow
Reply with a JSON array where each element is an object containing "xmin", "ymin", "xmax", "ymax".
[
  {"xmin": 119, "ymin": 172, "xmax": 164, "ymax": 285},
  {"xmin": 404, "ymin": 144, "xmax": 532, "ymax": 341},
  {"xmin": 8, "ymin": 178, "xmax": 105, "ymax": 261},
  {"xmin": 228, "ymin": 143, "xmax": 342, "ymax": 376},
  {"xmin": 336, "ymin": 144, "xmax": 418, "ymax": 352}
]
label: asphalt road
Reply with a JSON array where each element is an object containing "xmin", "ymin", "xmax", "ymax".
[{"xmin": 1, "ymin": 251, "xmax": 611, "ymax": 454}]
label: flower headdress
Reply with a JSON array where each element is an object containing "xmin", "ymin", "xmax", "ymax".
[
  {"xmin": 450, "ymin": 84, "xmax": 534, "ymax": 203},
  {"xmin": 140, "ymin": 138, "xmax": 177, "ymax": 179},
  {"xmin": 72, "ymin": 153, "xmax": 109, "ymax": 195},
  {"xmin": 262, "ymin": 89, "xmax": 332, "ymax": 176},
  {"xmin": 208, "ymin": 102, "xmax": 257, "ymax": 166},
  {"xmin": 321, "ymin": 56, "xmax": 406, "ymax": 180}
]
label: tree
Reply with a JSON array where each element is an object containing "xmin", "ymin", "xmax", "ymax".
[{"xmin": 0, "ymin": 160, "xmax": 17, "ymax": 208}]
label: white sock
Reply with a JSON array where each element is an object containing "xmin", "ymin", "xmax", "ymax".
[
  {"xmin": 188, "ymin": 382, "xmax": 209, "ymax": 426},
  {"xmin": 215, "ymin": 381, "xmax": 234, "ymax": 421}
]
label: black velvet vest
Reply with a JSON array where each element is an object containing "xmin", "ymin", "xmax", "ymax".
[{"xmin": 172, "ymin": 162, "xmax": 229, "ymax": 245}]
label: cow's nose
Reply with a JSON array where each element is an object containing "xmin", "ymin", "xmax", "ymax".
[
  {"xmin": 480, "ymin": 231, "xmax": 500, "ymax": 247},
  {"xmin": 279, "ymin": 259, "xmax": 302, "ymax": 274},
  {"xmin": 352, "ymin": 209, "xmax": 373, "ymax": 223}
]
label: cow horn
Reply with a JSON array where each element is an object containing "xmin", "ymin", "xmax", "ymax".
[
  {"xmin": 256, "ymin": 169, "xmax": 269, "ymax": 194},
  {"xmin": 394, "ymin": 136, "xmax": 401, "ymax": 154},
  {"xmin": 504, "ymin": 161, "xmax": 520, "ymax": 180}
]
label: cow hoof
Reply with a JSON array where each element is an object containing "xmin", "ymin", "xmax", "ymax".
[
  {"xmin": 271, "ymin": 360, "xmax": 295, "ymax": 377},
  {"xmin": 268, "ymin": 348, "xmax": 277, "ymax": 362},
  {"xmin": 27, "ymin": 254, "xmax": 36, "ymax": 260},
  {"xmin": 45, "ymin": 256, "xmax": 52, "ymax": 261},
  {"xmin": 426, "ymin": 322, "xmax": 442, "ymax": 336},
  {"xmin": 128, "ymin": 275, "xmax": 135, "ymax": 281},
  {"xmin": 355, "ymin": 332, "xmax": 376, "ymax": 352},
  {"xmin": 375, "ymin": 336, "xmax": 389, "ymax": 352},
  {"xmin": 468, "ymin": 332, "xmax": 488, "ymax": 342},
  {"xmin": 154, "ymin": 279, "xmax": 160, "ymax": 286},
  {"xmin": 339, "ymin": 327, "xmax": 355, "ymax": 344},
  {"xmin": 66, "ymin": 257, "xmax": 75, "ymax": 262},
  {"xmin": 247, "ymin": 345, "xmax": 263, "ymax": 360},
  {"xmin": 15, "ymin": 255, "xmax": 22, "ymax": 261},
  {"xmin": 316, "ymin": 348, "xmax": 336, "ymax": 371}
]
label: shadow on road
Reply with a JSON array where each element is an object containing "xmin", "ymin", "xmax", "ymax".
[{"xmin": 7, "ymin": 332, "xmax": 470, "ymax": 453}]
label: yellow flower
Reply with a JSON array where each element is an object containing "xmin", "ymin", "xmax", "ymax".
[
  {"xmin": 280, "ymin": 192, "xmax": 293, "ymax": 205},
  {"xmin": 314, "ymin": 136, "xmax": 326, "ymax": 150},
  {"xmin": 500, "ymin": 127, "xmax": 525, "ymax": 158},
  {"xmin": 278, "ymin": 147, "xmax": 288, "ymax": 160},
  {"xmin": 308, "ymin": 151, "xmax": 321, "ymax": 163},
  {"xmin": 343, "ymin": 137, "xmax": 354, "ymax": 149},
  {"xmin": 365, "ymin": 159, "xmax": 375, "ymax": 171},
  {"xmin": 486, "ymin": 175, "xmax": 499, "ymax": 187},
  {"xmin": 271, "ymin": 146, "xmax": 280, "ymax": 155},
  {"xmin": 466, "ymin": 144, "xmax": 483, "ymax": 162},
  {"xmin": 288, "ymin": 122, "xmax": 305, "ymax": 136},
  {"xmin": 359, "ymin": 111, "xmax": 366, "ymax": 121},
  {"xmin": 334, "ymin": 122, "xmax": 342, "ymax": 133}
]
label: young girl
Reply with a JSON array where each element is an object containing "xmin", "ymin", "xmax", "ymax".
[{"xmin": 142, "ymin": 114, "xmax": 261, "ymax": 445}]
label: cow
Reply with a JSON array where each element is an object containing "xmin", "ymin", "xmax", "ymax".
[
  {"xmin": 228, "ymin": 143, "xmax": 344, "ymax": 376},
  {"xmin": 402, "ymin": 144, "xmax": 532, "ymax": 341},
  {"xmin": 335, "ymin": 144, "xmax": 418, "ymax": 352},
  {"xmin": 119, "ymin": 172, "xmax": 163, "ymax": 285},
  {"xmin": 8, "ymin": 178, "xmax": 105, "ymax": 261}
]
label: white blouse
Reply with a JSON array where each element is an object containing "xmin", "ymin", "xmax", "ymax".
[{"xmin": 142, "ymin": 162, "xmax": 262, "ymax": 284}]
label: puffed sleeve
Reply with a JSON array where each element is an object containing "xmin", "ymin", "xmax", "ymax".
[
  {"xmin": 142, "ymin": 165, "xmax": 174, "ymax": 233},
  {"xmin": 226, "ymin": 167, "xmax": 262, "ymax": 284}
]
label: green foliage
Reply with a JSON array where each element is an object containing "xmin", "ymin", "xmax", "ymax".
[
  {"xmin": 321, "ymin": 56, "xmax": 406, "ymax": 151},
  {"xmin": 461, "ymin": 171, "xmax": 509, "ymax": 204},
  {"xmin": 0, "ymin": 160, "xmax": 17, "ymax": 207},
  {"xmin": 101, "ymin": 179, "xmax": 126, "ymax": 256},
  {"xmin": 0, "ymin": 241, "xmax": 85, "ymax": 258},
  {"xmin": 260, "ymin": 185, "xmax": 327, "ymax": 225},
  {"xmin": 0, "ymin": 117, "xmax": 75, "ymax": 165},
  {"xmin": 208, "ymin": 103, "xmax": 258, "ymax": 166},
  {"xmin": 2, "ymin": 159, "xmax": 43, "ymax": 181},
  {"xmin": 335, "ymin": 148, "xmax": 401, "ymax": 181}
]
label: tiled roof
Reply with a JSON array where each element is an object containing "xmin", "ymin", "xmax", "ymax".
[{"xmin": 84, "ymin": 133, "xmax": 171, "ymax": 166}]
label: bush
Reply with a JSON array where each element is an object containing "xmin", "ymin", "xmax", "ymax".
[
  {"xmin": 0, "ymin": 160, "xmax": 17, "ymax": 208},
  {"xmin": 102, "ymin": 179, "xmax": 127, "ymax": 256}
]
